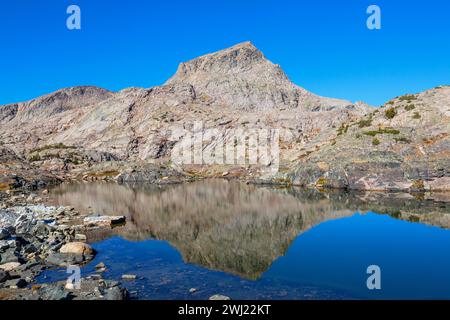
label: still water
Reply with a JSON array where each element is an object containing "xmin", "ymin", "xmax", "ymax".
[{"xmin": 39, "ymin": 180, "xmax": 450, "ymax": 300}]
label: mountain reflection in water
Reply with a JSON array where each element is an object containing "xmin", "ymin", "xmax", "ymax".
[{"xmin": 47, "ymin": 180, "xmax": 450, "ymax": 299}]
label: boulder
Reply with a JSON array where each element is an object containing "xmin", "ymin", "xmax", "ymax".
[
  {"xmin": 46, "ymin": 252, "xmax": 84, "ymax": 266},
  {"xmin": 60, "ymin": 242, "xmax": 96, "ymax": 256},
  {"xmin": 0, "ymin": 269, "xmax": 9, "ymax": 283},
  {"xmin": 104, "ymin": 286, "xmax": 128, "ymax": 300},
  {"xmin": 0, "ymin": 227, "xmax": 12, "ymax": 240},
  {"xmin": 39, "ymin": 285, "xmax": 71, "ymax": 300},
  {"xmin": 0, "ymin": 261, "xmax": 21, "ymax": 272},
  {"xmin": 0, "ymin": 240, "xmax": 12, "ymax": 252},
  {"xmin": 4, "ymin": 277, "xmax": 27, "ymax": 288}
]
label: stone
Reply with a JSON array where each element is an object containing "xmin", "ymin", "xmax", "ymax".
[
  {"xmin": 95, "ymin": 262, "xmax": 106, "ymax": 270},
  {"xmin": 209, "ymin": 294, "xmax": 231, "ymax": 301},
  {"xmin": 5, "ymin": 277, "xmax": 27, "ymax": 289},
  {"xmin": 39, "ymin": 285, "xmax": 70, "ymax": 300},
  {"xmin": 74, "ymin": 233, "xmax": 87, "ymax": 241},
  {"xmin": 65, "ymin": 282, "xmax": 76, "ymax": 290},
  {"xmin": 23, "ymin": 243, "xmax": 37, "ymax": 254},
  {"xmin": 104, "ymin": 286, "xmax": 128, "ymax": 300},
  {"xmin": 0, "ymin": 269, "xmax": 9, "ymax": 283},
  {"xmin": 60, "ymin": 242, "xmax": 96, "ymax": 256},
  {"xmin": 46, "ymin": 252, "xmax": 84, "ymax": 266},
  {"xmin": 0, "ymin": 240, "xmax": 12, "ymax": 251},
  {"xmin": 83, "ymin": 215, "xmax": 126, "ymax": 227},
  {"xmin": 0, "ymin": 227, "xmax": 12, "ymax": 240},
  {"xmin": 0, "ymin": 249, "xmax": 21, "ymax": 264},
  {"xmin": 0, "ymin": 262, "xmax": 21, "ymax": 272}
]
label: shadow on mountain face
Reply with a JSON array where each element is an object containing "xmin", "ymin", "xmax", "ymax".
[{"xmin": 49, "ymin": 180, "xmax": 450, "ymax": 280}]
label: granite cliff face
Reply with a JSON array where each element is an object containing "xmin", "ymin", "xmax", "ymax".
[{"xmin": 0, "ymin": 42, "xmax": 448, "ymax": 192}]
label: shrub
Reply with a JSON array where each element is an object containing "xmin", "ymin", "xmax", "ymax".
[
  {"xmin": 337, "ymin": 124, "xmax": 349, "ymax": 136},
  {"xmin": 385, "ymin": 108, "xmax": 397, "ymax": 119},
  {"xmin": 372, "ymin": 138, "xmax": 381, "ymax": 146},
  {"xmin": 398, "ymin": 94, "xmax": 417, "ymax": 102},
  {"xmin": 411, "ymin": 180, "xmax": 425, "ymax": 190},
  {"xmin": 384, "ymin": 129, "xmax": 400, "ymax": 135},
  {"xmin": 394, "ymin": 137, "xmax": 411, "ymax": 143},
  {"xmin": 30, "ymin": 143, "xmax": 76, "ymax": 154},
  {"xmin": 364, "ymin": 128, "xmax": 400, "ymax": 136},
  {"xmin": 386, "ymin": 210, "xmax": 401, "ymax": 219},
  {"xmin": 358, "ymin": 119, "xmax": 372, "ymax": 128},
  {"xmin": 0, "ymin": 183, "xmax": 11, "ymax": 191},
  {"xmin": 316, "ymin": 177, "xmax": 328, "ymax": 187},
  {"xmin": 413, "ymin": 112, "xmax": 421, "ymax": 119},
  {"xmin": 405, "ymin": 104, "xmax": 415, "ymax": 111},
  {"xmin": 29, "ymin": 154, "xmax": 41, "ymax": 162}
]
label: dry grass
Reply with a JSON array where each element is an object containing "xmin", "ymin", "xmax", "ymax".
[
  {"xmin": 86, "ymin": 170, "xmax": 120, "ymax": 178},
  {"xmin": 0, "ymin": 183, "xmax": 11, "ymax": 191}
]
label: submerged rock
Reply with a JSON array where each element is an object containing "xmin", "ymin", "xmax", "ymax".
[
  {"xmin": 209, "ymin": 294, "xmax": 231, "ymax": 301},
  {"xmin": 95, "ymin": 262, "xmax": 106, "ymax": 270}
]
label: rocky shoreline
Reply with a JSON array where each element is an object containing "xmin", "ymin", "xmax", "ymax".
[{"xmin": 0, "ymin": 190, "xmax": 129, "ymax": 300}]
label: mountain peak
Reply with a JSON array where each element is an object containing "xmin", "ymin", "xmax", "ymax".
[
  {"xmin": 225, "ymin": 40, "xmax": 257, "ymax": 50},
  {"xmin": 167, "ymin": 42, "xmax": 266, "ymax": 81},
  {"xmin": 166, "ymin": 42, "xmax": 354, "ymax": 110}
]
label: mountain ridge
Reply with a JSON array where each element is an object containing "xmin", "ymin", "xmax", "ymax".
[{"xmin": 0, "ymin": 42, "xmax": 448, "ymax": 192}]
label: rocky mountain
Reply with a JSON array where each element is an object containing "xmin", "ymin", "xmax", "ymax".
[
  {"xmin": 272, "ymin": 86, "xmax": 450, "ymax": 192},
  {"xmin": 166, "ymin": 41, "xmax": 352, "ymax": 111},
  {"xmin": 0, "ymin": 42, "xmax": 448, "ymax": 192}
]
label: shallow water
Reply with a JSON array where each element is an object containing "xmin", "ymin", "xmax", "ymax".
[{"xmin": 39, "ymin": 180, "xmax": 450, "ymax": 300}]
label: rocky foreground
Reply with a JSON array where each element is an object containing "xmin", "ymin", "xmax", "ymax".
[{"xmin": 0, "ymin": 191, "xmax": 129, "ymax": 300}]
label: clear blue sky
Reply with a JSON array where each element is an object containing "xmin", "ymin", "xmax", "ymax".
[{"xmin": 0, "ymin": 0, "xmax": 449, "ymax": 106}]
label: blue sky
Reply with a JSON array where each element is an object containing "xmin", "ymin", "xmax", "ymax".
[{"xmin": 0, "ymin": 0, "xmax": 449, "ymax": 106}]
